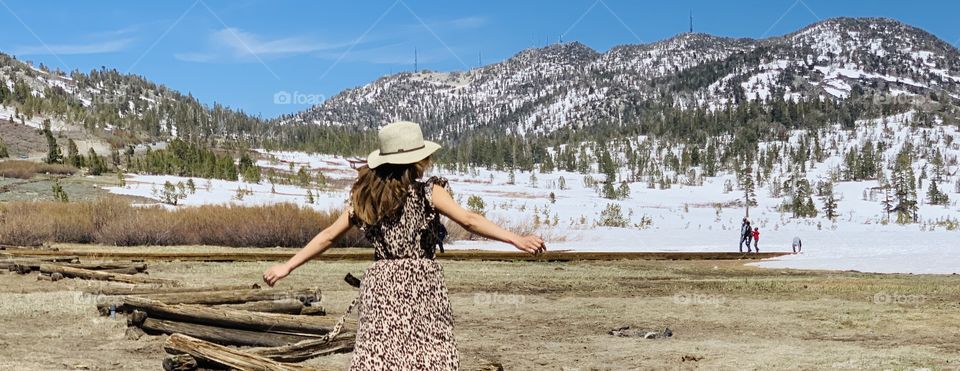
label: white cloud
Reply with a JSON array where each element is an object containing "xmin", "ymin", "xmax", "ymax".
[
  {"xmin": 177, "ymin": 27, "xmax": 357, "ymax": 62},
  {"xmin": 213, "ymin": 27, "xmax": 347, "ymax": 56},
  {"xmin": 13, "ymin": 38, "xmax": 134, "ymax": 56}
]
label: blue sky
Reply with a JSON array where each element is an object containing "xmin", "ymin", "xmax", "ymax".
[{"xmin": 2, "ymin": 0, "xmax": 958, "ymax": 118}]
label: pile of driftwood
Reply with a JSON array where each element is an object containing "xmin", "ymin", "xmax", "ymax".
[
  {"xmin": 4, "ymin": 255, "xmax": 353, "ymax": 370},
  {"xmin": 95, "ymin": 284, "xmax": 354, "ymax": 370}
]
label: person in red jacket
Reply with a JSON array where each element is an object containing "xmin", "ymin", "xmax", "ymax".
[{"xmin": 752, "ymin": 227, "xmax": 760, "ymax": 252}]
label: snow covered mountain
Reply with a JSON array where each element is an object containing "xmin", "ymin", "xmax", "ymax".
[
  {"xmin": 0, "ymin": 52, "xmax": 268, "ymax": 145},
  {"xmin": 287, "ymin": 17, "xmax": 960, "ymax": 138}
]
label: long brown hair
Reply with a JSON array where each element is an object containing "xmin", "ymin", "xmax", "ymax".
[{"xmin": 350, "ymin": 157, "xmax": 430, "ymax": 225}]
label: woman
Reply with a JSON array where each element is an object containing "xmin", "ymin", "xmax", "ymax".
[{"xmin": 262, "ymin": 121, "xmax": 546, "ymax": 370}]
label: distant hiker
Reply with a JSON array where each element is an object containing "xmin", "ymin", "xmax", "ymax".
[
  {"xmin": 739, "ymin": 218, "xmax": 752, "ymax": 252},
  {"xmin": 752, "ymin": 227, "xmax": 760, "ymax": 252},
  {"xmin": 792, "ymin": 236, "xmax": 802, "ymax": 254}
]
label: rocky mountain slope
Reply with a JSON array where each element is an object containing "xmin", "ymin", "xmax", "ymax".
[{"xmin": 287, "ymin": 17, "xmax": 960, "ymax": 139}]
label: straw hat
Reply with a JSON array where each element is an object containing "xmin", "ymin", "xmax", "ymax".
[{"xmin": 366, "ymin": 121, "xmax": 441, "ymax": 169}]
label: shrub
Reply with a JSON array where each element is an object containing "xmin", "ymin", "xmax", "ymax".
[
  {"xmin": 466, "ymin": 195, "xmax": 486, "ymax": 215},
  {"xmin": 0, "ymin": 199, "xmax": 368, "ymax": 248},
  {"xmin": 597, "ymin": 203, "xmax": 629, "ymax": 228},
  {"xmin": 0, "ymin": 160, "xmax": 76, "ymax": 179}
]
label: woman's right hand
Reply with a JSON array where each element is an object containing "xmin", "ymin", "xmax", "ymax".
[
  {"xmin": 262, "ymin": 264, "xmax": 291, "ymax": 287},
  {"xmin": 512, "ymin": 235, "xmax": 546, "ymax": 254}
]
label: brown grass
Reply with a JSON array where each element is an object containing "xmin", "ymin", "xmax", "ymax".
[
  {"xmin": 0, "ymin": 199, "xmax": 367, "ymax": 248},
  {"xmin": 0, "ymin": 160, "xmax": 76, "ymax": 179}
]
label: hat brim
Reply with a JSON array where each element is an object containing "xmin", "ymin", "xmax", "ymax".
[{"xmin": 367, "ymin": 141, "xmax": 441, "ymax": 169}]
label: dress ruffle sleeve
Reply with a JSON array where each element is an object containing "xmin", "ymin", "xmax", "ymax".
[{"xmin": 422, "ymin": 176, "xmax": 452, "ymax": 210}]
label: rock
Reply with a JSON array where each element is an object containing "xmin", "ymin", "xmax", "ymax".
[{"xmin": 681, "ymin": 355, "xmax": 703, "ymax": 362}]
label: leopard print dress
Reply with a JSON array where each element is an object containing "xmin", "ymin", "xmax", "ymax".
[{"xmin": 347, "ymin": 176, "xmax": 459, "ymax": 370}]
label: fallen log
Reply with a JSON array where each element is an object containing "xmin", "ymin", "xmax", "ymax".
[
  {"xmin": 1, "ymin": 256, "xmax": 79, "ymax": 270},
  {"xmin": 299, "ymin": 306, "xmax": 326, "ymax": 316},
  {"xmin": 99, "ymin": 267, "xmax": 143, "ymax": 275},
  {"xmin": 96, "ymin": 287, "xmax": 319, "ymax": 313},
  {"xmin": 11, "ymin": 263, "xmax": 33, "ymax": 274},
  {"xmin": 67, "ymin": 262, "xmax": 148, "ymax": 271},
  {"xmin": 163, "ymin": 333, "xmax": 315, "ymax": 371},
  {"xmin": 249, "ymin": 336, "xmax": 355, "ymax": 363},
  {"xmin": 215, "ymin": 299, "xmax": 308, "ymax": 314},
  {"xmin": 121, "ymin": 297, "xmax": 346, "ymax": 335},
  {"xmin": 136, "ymin": 287, "xmax": 320, "ymax": 305},
  {"xmin": 97, "ymin": 286, "xmax": 321, "ymax": 315},
  {"xmin": 39, "ymin": 264, "xmax": 181, "ymax": 286},
  {"xmin": 142, "ymin": 318, "xmax": 320, "ymax": 347},
  {"xmin": 85, "ymin": 283, "xmax": 260, "ymax": 296},
  {"xmin": 162, "ymin": 354, "xmax": 198, "ymax": 371}
]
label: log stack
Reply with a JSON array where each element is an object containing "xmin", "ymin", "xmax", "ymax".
[
  {"xmin": 100, "ymin": 281, "xmax": 350, "ymax": 369},
  {"xmin": 18, "ymin": 255, "xmax": 355, "ymax": 369}
]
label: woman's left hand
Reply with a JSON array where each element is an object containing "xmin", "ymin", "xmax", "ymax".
[{"xmin": 262, "ymin": 264, "xmax": 291, "ymax": 287}]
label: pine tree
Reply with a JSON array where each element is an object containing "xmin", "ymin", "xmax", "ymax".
[
  {"xmin": 821, "ymin": 182, "xmax": 838, "ymax": 220},
  {"xmin": 617, "ymin": 181, "xmax": 631, "ymax": 199},
  {"xmin": 927, "ymin": 182, "xmax": 949, "ymax": 206},
  {"xmin": 42, "ymin": 128, "xmax": 62, "ymax": 164},
  {"xmin": 66, "ymin": 139, "xmax": 81, "ymax": 167},
  {"xmin": 892, "ymin": 149, "xmax": 918, "ymax": 224},
  {"xmin": 305, "ymin": 189, "xmax": 315, "ymax": 204},
  {"xmin": 87, "ymin": 148, "xmax": 106, "ymax": 175},
  {"xmin": 930, "ymin": 149, "xmax": 945, "ymax": 182},
  {"xmin": 0, "ymin": 138, "xmax": 8, "ymax": 158}
]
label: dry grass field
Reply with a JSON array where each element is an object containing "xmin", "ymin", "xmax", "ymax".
[{"xmin": 1, "ymin": 244, "xmax": 959, "ymax": 370}]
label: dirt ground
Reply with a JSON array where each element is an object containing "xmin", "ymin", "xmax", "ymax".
[{"xmin": 2, "ymin": 245, "xmax": 959, "ymax": 370}]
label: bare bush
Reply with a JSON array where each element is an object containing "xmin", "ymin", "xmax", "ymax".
[
  {"xmin": 0, "ymin": 160, "xmax": 76, "ymax": 179},
  {"xmin": 0, "ymin": 199, "xmax": 367, "ymax": 248}
]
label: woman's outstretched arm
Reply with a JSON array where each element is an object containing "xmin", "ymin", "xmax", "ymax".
[
  {"xmin": 431, "ymin": 184, "xmax": 546, "ymax": 254},
  {"xmin": 263, "ymin": 210, "xmax": 352, "ymax": 286}
]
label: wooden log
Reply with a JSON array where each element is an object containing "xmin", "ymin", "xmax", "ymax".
[
  {"xmin": 67, "ymin": 262, "xmax": 148, "ymax": 271},
  {"xmin": 0, "ymin": 256, "xmax": 79, "ymax": 270},
  {"xmin": 12, "ymin": 263, "xmax": 32, "ymax": 274},
  {"xmin": 94, "ymin": 287, "xmax": 316, "ymax": 313},
  {"xmin": 98, "ymin": 267, "xmax": 142, "ymax": 275},
  {"xmin": 162, "ymin": 354, "xmax": 198, "ymax": 371},
  {"xmin": 39, "ymin": 264, "xmax": 181, "ymax": 286},
  {"xmin": 136, "ymin": 287, "xmax": 320, "ymax": 305},
  {"xmin": 249, "ymin": 336, "xmax": 355, "ymax": 363},
  {"xmin": 215, "ymin": 299, "xmax": 306, "ymax": 314},
  {"xmin": 163, "ymin": 333, "xmax": 315, "ymax": 371},
  {"xmin": 142, "ymin": 318, "xmax": 320, "ymax": 347},
  {"xmin": 127, "ymin": 310, "xmax": 148, "ymax": 326},
  {"xmin": 122, "ymin": 297, "xmax": 345, "ymax": 336},
  {"xmin": 299, "ymin": 305, "xmax": 326, "ymax": 316},
  {"xmin": 85, "ymin": 283, "xmax": 260, "ymax": 296}
]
